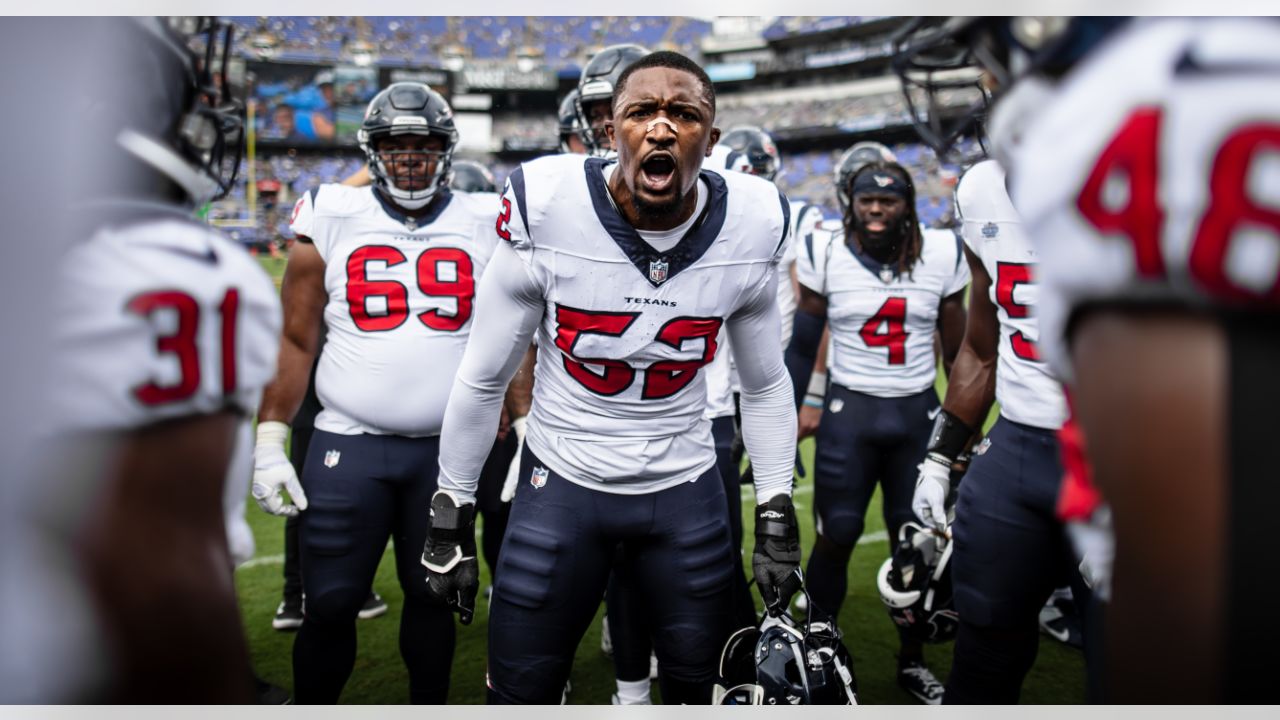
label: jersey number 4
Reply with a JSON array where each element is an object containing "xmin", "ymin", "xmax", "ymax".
[
  {"xmin": 860, "ymin": 297, "xmax": 908, "ymax": 365},
  {"xmin": 1077, "ymin": 108, "xmax": 1280, "ymax": 303},
  {"xmin": 127, "ymin": 288, "xmax": 239, "ymax": 406},
  {"xmin": 346, "ymin": 245, "xmax": 474, "ymax": 332},
  {"xmin": 553, "ymin": 305, "xmax": 723, "ymax": 399}
]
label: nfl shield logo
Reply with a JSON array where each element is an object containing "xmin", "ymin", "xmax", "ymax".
[
  {"xmin": 530, "ymin": 466, "xmax": 549, "ymax": 489},
  {"xmin": 324, "ymin": 449, "xmax": 341, "ymax": 468},
  {"xmin": 879, "ymin": 266, "xmax": 895, "ymax": 284},
  {"xmin": 649, "ymin": 259, "xmax": 669, "ymax": 284}
]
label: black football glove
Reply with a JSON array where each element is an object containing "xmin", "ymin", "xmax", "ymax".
[
  {"xmin": 752, "ymin": 494, "xmax": 803, "ymax": 616},
  {"xmin": 421, "ymin": 490, "xmax": 479, "ymax": 625}
]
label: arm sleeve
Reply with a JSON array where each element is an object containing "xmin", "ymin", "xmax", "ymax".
[
  {"xmin": 727, "ymin": 270, "xmax": 797, "ymax": 504},
  {"xmin": 436, "ymin": 238, "xmax": 544, "ymax": 504}
]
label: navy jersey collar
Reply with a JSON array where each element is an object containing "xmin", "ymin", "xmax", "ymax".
[
  {"xmin": 373, "ymin": 186, "xmax": 454, "ymax": 230},
  {"xmin": 841, "ymin": 228, "xmax": 902, "ymax": 283},
  {"xmin": 583, "ymin": 156, "xmax": 728, "ymax": 288}
]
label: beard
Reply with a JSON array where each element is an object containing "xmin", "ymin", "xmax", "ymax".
[
  {"xmin": 852, "ymin": 216, "xmax": 907, "ymax": 261},
  {"xmin": 630, "ymin": 186, "xmax": 686, "ymax": 226}
]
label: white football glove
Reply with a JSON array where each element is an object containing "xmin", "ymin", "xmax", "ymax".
[
  {"xmin": 912, "ymin": 456, "xmax": 952, "ymax": 531},
  {"xmin": 1068, "ymin": 504, "xmax": 1114, "ymax": 603},
  {"xmin": 499, "ymin": 415, "xmax": 528, "ymax": 503},
  {"xmin": 251, "ymin": 421, "xmax": 308, "ymax": 517}
]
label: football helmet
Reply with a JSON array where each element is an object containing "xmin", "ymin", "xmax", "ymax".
[
  {"xmin": 714, "ymin": 608, "xmax": 858, "ymax": 705},
  {"xmin": 448, "ymin": 160, "xmax": 496, "ymax": 194},
  {"xmin": 877, "ymin": 521, "xmax": 959, "ymax": 643},
  {"xmin": 576, "ymin": 43, "xmax": 649, "ymax": 156},
  {"xmin": 891, "ymin": 17, "xmax": 1129, "ymax": 155},
  {"xmin": 113, "ymin": 17, "xmax": 245, "ymax": 206},
  {"xmin": 717, "ymin": 126, "xmax": 782, "ymax": 182},
  {"xmin": 833, "ymin": 142, "xmax": 899, "ymax": 218},
  {"xmin": 557, "ymin": 88, "xmax": 587, "ymax": 154},
  {"xmin": 358, "ymin": 83, "xmax": 458, "ymax": 210}
]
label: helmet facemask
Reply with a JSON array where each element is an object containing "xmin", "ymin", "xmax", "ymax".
[{"xmin": 362, "ymin": 130, "xmax": 452, "ymax": 210}]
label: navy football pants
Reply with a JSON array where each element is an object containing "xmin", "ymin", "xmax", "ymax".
[
  {"xmin": 489, "ymin": 448, "xmax": 735, "ymax": 705},
  {"xmin": 944, "ymin": 417, "xmax": 1089, "ymax": 704},
  {"xmin": 806, "ymin": 385, "xmax": 937, "ymax": 619},
  {"xmin": 292, "ymin": 431, "xmax": 455, "ymax": 704}
]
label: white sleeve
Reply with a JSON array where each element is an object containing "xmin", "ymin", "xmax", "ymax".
[
  {"xmin": 793, "ymin": 229, "xmax": 828, "ymax": 295},
  {"xmin": 727, "ymin": 270, "xmax": 797, "ymax": 504},
  {"xmin": 944, "ymin": 232, "xmax": 972, "ymax": 296},
  {"xmin": 288, "ymin": 188, "xmax": 316, "ymax": 240},
  {"xmin": 436, "ymin": 239, "xmax": 544, "ymax": 504}
]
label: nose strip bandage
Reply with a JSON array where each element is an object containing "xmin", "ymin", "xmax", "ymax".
[{"xmin": 646, "ymin": 117, "xmax": 678, "ymax": 135}]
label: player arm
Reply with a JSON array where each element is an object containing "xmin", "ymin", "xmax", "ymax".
[
  {"xmin": 504, "ymin": 345, "xmax": 536, "ymax": 419},
  {"xmin": 936, "ymin": 288, "xmax": 968, "ymax": 378},
  {"xmin": 941, "ymin": 246, "xmax": 998, "ymax": 429},
  {"xmin": 340, "ymin": 166, "xmax": 370, "ymax": 187},
  {"xmin": 256, "ymin": 239, "xmax": 326, "ymax": 425},
  {"xmin": 80, "ymin": 412, "xmax": 253, "ymax": 702},
  {"xmin": 784, "ymin": 284, "xmax": 828, "ymax": 411},
  {"xmin": 437, "ymin": 240, "xmax": 544, "ymax": 504},
  {"xmin": 729, "ymin": 271, "xmax": 798, "ymax": 503}
]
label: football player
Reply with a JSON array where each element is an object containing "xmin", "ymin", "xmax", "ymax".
[
  {"xmin": 899, "ymin": 16, "xmax": 1280, "ymax": 703},
  {"xmin": 787, "ymin": 158, "xmax": 969, "ymax": 704},
  {"xmin": 28, "ymin": 17, "xmax": 281, "ymax": 702},
  {"xmin": 424, "ymin": 51, "xmax": 799, "ymax": 704},
  {"xmin": 558, "ymin": 88, "xmax": 589, "ymax": 155},
  {"xmin": 909, "ymin": 158, "xmax": 1089, "ymax": 703},
  {"xmin": 251, "ymin": 83, "xmax": 501, "ymax": 704},
  {"xmin": 576, "ymin": 43, "xmax": 650, "ymax": 157}
]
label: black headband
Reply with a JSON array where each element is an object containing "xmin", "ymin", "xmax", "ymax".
[{"xmin": 851, "ymin": 169, "xmax": 910, "ymax": 199}]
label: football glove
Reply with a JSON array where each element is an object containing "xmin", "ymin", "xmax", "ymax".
[
  {"xmin": 499, "ymin": 415, "xmax": 527, "ymax": 503},
  {"xmin": 251, "ymin": 421, "xmax": 308, "ymax": 517},
  {"xmin": 912, "ymin": 456, "xmax": 952, "ymax": 531},
  {"xmin": 1068, "ymin": 504, "xmax": 1114, "ymax": 603},
  {"xmin": 753, "ymin": 494, "xmax": 803, "ymax": 616},
  {"xmin": 421, "ymin": 490, "xmax": 479, "ymax": 625}
]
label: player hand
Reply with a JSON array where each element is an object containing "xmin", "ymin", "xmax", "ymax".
[
  {"xmin": 913, "ymin": 456, "xmax": 951, "ymax": 531},
  {"xmin": 753, "ymin": 494, "xmax": 803, "ymax": 616},
  {"xmin": 251, "ymin": 421, "xmax": 308, "ymax": 517},
  {"xmin": 421, "ymin": 490, "xmax": 480, "ymax": 625},
  {"xmin": 797, "ymin": 404, "xmax": 822, "ymax": 440},
  {"xmin": 499, "ymin": 416, "xmax": 528, "ymax": 503},
  {"xmin": 1068, "ymin": 505, "xmax": 1114, "ymax": 603}
]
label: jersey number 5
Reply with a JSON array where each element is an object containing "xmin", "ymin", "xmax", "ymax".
[
  {"xmin": 553, "ymin": 305, "xmax": 723, "ymax": 399},
  {"xmin": 127, "ymin": 288, "xmax": 239, "ymax": 406},
  {"xmin": 1077, "ymin": 108, "xmax": 1280, "ymax": 302},
  {"xmin": 346, "ymin": 245, "xmax": 474, "ymax": 332}
]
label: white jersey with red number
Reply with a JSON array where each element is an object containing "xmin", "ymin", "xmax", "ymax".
[
  {"xmin": 501, "ymin": 153, "xmax": 790, "ymax": 492},
  {"xmin": 795, "ymin": 224, "xmax": 969, "ymax": 397},
  {"xmin": 290, "ymin": 185, "xmax": 499, "ymax": 436},
  {"xmin": 956, "ymin": 160, "xmax": 1067, "ymax": 430},
  {"xmin": 992, "ymin": 18, "xmax": 1280, "ymax": 379},
  {"xmin": 55, "ymin": 206, "xmax": 281, "ymax": 431}
]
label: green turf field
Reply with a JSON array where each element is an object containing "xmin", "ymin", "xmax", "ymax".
[{"xmin": 238, "ymin": 255, "xmax": 1084, "ymax": 704}]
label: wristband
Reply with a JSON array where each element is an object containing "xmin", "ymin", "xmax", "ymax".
[
  {"xmin": 926, "ymin": 409, "xmax": 975, "ymax": 464},
  {"xmin": 806, "ymin": 370, "xmax": 827, "ymax": 399},
  {"xmin": 256, "ymin": 420, "xmax": 289, "ymax": 448},
  {"xmin": 802, "ymin": 396, "xmax": 824, "ymax": 409}
]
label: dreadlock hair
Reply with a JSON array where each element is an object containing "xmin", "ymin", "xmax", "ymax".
[{"xmin": 842, "ymin": 160, "xmax": 924, "ymax": 279}]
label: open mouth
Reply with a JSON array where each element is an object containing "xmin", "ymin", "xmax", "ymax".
[
  {"xmin": 639, "ymin": 154, "xmax": 676, "ymax": 194},
  {"xmin": 864, "ymin": 219, "xmax": 887, "ymax": 233}
]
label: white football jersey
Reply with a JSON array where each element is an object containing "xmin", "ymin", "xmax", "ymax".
[
  {"xmin": 992, "ymin": 18, "xmax": 1280, "ymax": 379},
  {"xmin": 502, "ymin": 154, "xmax": 790, "ymax": 491},
  {"xmin": 703, "ymin": 198, "xmax": 820, "ymax": 419},
  {"xmin": 796, "ymin": 224, "xmax": 969, "ymax": 397},
  {"xmin": 290, "ymin": 185, "xmax": 499, "ymax": 436},
  {"xmin": 55, "ymin": 207, "xmax": 281, "ymax": 430},
  {"xmin": 956, "ymin": 160, "xmax": 1067, "ymax": 430}
]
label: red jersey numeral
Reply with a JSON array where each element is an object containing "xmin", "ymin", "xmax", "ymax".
[
  {"xmin": 345, "ymin": 245, "xmax": 476, "ymax": 333},
  {"xmin": 552, "ymin": 306, "xmax": 724, "ymax": 398},
  {"xmin": 127, "ymin": 287, "xmax": 239, "ymax": 406},
  {"xmin": 1078, "ymin": 109, "xmax": 1280, "ymax": 303},
  {"xmin": 553, "ymin": 305, "xmax": 639, "ymax": 396},
  {"xmin": 496, "ymin": 197, "xmax": 513, "ymax": 242},
  {"xmin": 995, "ymin": 262, "xmax": 1040, "ymax": 361},
  {"xmin": 859, "ymin": 297, "xmax": 908, "ymax": 365},
  {"xmin": 643, "ymin": 317, "xmax": 724, "ymax": 399}
]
